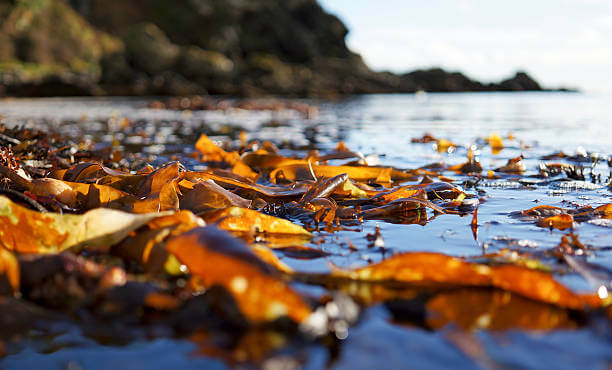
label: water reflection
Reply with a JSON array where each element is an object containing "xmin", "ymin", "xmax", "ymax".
[{"xmin": 0, "ymin": 93, "xmax": 611, "ymax": 369}]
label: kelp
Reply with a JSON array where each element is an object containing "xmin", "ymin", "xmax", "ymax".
[
  {"xmin": 201, "ymin": 207, "xmax": 311, "ymax": 236},
  {"xmin": 516, "ymin": 203, "xmax": 612, "ymax": 229},
  {"xmin": 0, "ymin": 247, "xmax": 19, "ymax": 293},
  {"xmin": 165, "ymin": 226, "xmax": 311, "ymax": 323},
  {"xmin": 0, "ymin": 196, "xmax": 170, "ymax": 254},
  {"xmin": 269, "ymin": 163, "xmax": 419, "ymax": 183},
  {"xmin": 0, "ymin": 119, "xmax": 611, "ymax": 368},
  {"xmin": 330, "ymin": 252, "xmax": 602, "ymax": 310}
]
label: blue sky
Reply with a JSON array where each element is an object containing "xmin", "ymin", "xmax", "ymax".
[{"xmin": 318, "ymin": 0, "xmax": 612, "ymax": 92}]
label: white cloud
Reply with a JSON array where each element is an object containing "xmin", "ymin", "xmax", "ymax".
[{"xmin": 320, "ymin": 0, "xmax": 612, "ymax": 91}]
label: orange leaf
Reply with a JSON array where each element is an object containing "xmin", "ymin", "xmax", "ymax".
[
  {"xmin": 0, "ymin": 196, "xmax": 169, "ymax": 254},
  {"xmin": 488, "ymin": 133, "xmax": 504, "ymax": 152},
  {"xmin": 377, "ymin": 187, "xmax": 422, "ymax": 203},
  {"xmin": 435, "ymin": 138, "xmax": 455, "ymax": 152},
  {"xmin": 184, "ymin": 170, "xmax": 310, "ymax": 200},
  {"xmin": 195, "ymin": 134, "xmax": 231, "ymax": 162},
  {"xmin": 179, "ymin": 179, "xmax": 251, "ymax": 214},
  {"xmin": 269, "ymin": 164, "xmax": 416, "ymax": 183},
  {"xmin": 60, "ymin": 162, "xmax": 132, "ymax": 183},
  {"xmin": 333, "ymin": 253, "xmax": 491, "ymax": 286},
  {"xmin": 496, "ymin": 155, "xmax": 526, "ymax": 173},
  {"xmin": 331, "ymin": 252, "xmax": 600, "ymax": 309},
  {"xmin": 299, "ymin": 173, "xmax": 348, "ymax": 204},
  {"xmin": 112, "ymin": 210, "xmax": 204, "ymax": 273},
  {"xmin": 136, "ymin": 162, "xmax": 181, "ymax": 197},
  {"xmin": 537, "ymin": 214, "xmax": 574, "ymax": 230},
  {"xmin": 241, "ymin": 152, "xmax": 307, "ymax": 170},
  {"xmin": 471, "ymin": 208, "xmax": 478, "ymax": 242},
  {"xmin": 201, "ymin": 207, "xmax": 311, "ymax": 236},
  {"xmin": 165, "ymin": 227, "xmax": 311, "ymax": 323},
  {"xmin": 595, "ymin": 204, "xmax": 612, "ymax": 219},
  {"xmin": 521, "ymin": 205, "xmax": 565, "ymax": 218},
  {"xmin": 448, "ymin": 161, "xmax": 483, "ymax": 173},
  {"xmin": 250, "ymin": 244, "xmax": 294, "ymax": 274},
  {"xmin": 195, "ymin": 134, "xmax": 258, "ymax": 180},
  {"xmin": 0, "ymin": 247, "xmax": 19, "ymax": 294}
]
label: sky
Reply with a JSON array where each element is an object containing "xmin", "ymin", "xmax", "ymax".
[{"xmin": 318, "ymin": 0, "xmax": 612, "ymax": 92}]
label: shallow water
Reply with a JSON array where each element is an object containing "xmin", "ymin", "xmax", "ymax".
[{"xmin": 0, "ymin": 92, "xmax": 611, "ymax": 369}]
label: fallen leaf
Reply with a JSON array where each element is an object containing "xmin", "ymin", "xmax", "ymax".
[
  {"xmin": 58, "ymin": 162, "xmax": 132, "ymax": 183},
  {"xmin": 136, "ymin": 162, "xmax": 181, "ymax": 197},
  {"xmin": 112, "ymin": 210, "xmax": 205, "ymax": 273},
  {"xmin": 487, "ymin": 133, "xmax": 504, "ymax": 153},
  {"xmin": 201, "ymin": 207, "xmax": 311, "ymax": 236},
  {"xmin": 496, "ymin": 155, "xmax": 526, "ymax": 173},
  {"xmin": 331, "ymin": 252, "xmax": 601, "ymax": 309},
  {"xmin": 0, "ymin": 196, "xmax": 170, "ymax": 254},
  {"xmin": 412, "ymin": 133, "xmax": 437, "ymax": 143},
  {"xmin": 299, "ymin": 173, "xmax": 348, "ymax": 204},
  {"xmin": 195, "ymin": 134, "xmax": 258, "ymax": 180},
  {"xmin": 0, "ymin": 165, "xmax": 77, "ymax": 207},
  {"xmin": 521, "ymin": 205, "xmax": 566, "ymax": 218},
  {"xmin": 165, "ymin": 227, "xmax": 311, "ymax": 323},
  {"xmin": 435, "ymin": 139, "xmax": 455, "ymax": 152},
  {"xmin": 371, "ymin": 186, "xmax": 424, "ymax": 203},
  {"xmin": 537, "ymin": 214, "xmax": 574, "ymax": 230},
  {"xmin": 448, "ymin": 161, "xmax": 483, "ymax": 174},
  {"xmin": 358, "ymin": 197, "xmax": 446, "ymax": 219},
  {"xmin": 594, "ymin": 204, "xmax": 612, "ymax": 218},
  {"xmin": 184, "ymin": 170, "xmax": 309, "ymax": 200},
  {"xmin": 0, "ymin": 247, "xmax": 19, "ymax": 293},
  {"xmin": 269, "ymin": 164, "xmax": 417, "ymax": 183},
  {"xmin": 241, "ymin": 152, "xmax": 307, "ymax": 170},
  {"xmin": 471, "ymin": 208, "xmax": 479, "ymax": 242},
  {"xmin": 180, "ymin": 179, "xmax": 252, "ymax": 214},
  {"xmin": 249, "ymin": 244, "xmax": 294, "ymax": 274}
]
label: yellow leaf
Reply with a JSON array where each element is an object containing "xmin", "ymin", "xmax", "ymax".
[
  {"xmin": 488, "ymin": 133, "xmax": 504, "ymax": 153},
  {"xmin": 201, "ymin": 207, "xmax": 311, "ymax": 236},
  {"xmin": 0, "ymin": 196, "xmax": 170, "ymax": 254},
  {"xmin": 269, "ymin": 164, "xmax": 416, "ymax": 183}
]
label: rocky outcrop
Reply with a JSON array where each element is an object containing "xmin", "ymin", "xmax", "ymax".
[
  {"xmin": 0, "ymin": 0, "xmax": 557, "ymax": 97},
  {"xmin": 0, "ymin": 0, "xmax": 122, "ymax": 95},
  {"xmin": 395, "ymin": 69, "xmax": 545, "ymax": 92},
  {"xmin": 497, "ymin": 72, "xmax": 541, "ymax": 91}
]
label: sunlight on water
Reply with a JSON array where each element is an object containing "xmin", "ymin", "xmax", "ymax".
[{"xmin": 0, "ymin": 92, "xmax": 610, "ymax": 369}]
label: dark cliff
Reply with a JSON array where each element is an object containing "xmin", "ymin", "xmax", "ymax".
[{"xmin": 0, "ymin": 0, "xmax": 551, "ymax": 97}]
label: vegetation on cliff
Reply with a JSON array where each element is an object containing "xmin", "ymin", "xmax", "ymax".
[{"xmin": 0, "ymin": 0, "xmax": 552, "ymax": 96}]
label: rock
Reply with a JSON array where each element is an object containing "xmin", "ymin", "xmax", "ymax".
[
  {"xmin": 0, "ymin": 0, "xmax": 121, "ymax": 95},
  {"xmin": 123, "ymin": 23, "xmax": 180, "ymax": 75},
  {"xmin": 0, "ymin": 0, "xmax": 559, "ymax": 96},
  {"xmin": 498, "ymin": 71, "xmax": 542, "ymax": 91},
  {"xmin": 179, "ymin": 46, "xmax": 235, "ymax": 77},
  {"xmin": 400, "ymin": 68, "xmax": 484, "ymax": 92}
]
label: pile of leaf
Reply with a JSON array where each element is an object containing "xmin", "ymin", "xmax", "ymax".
[{"xmin": 0, "ymin": 124, "xmax": 611, "ymax": 363}]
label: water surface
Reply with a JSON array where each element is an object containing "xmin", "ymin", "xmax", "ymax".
[{"xmin": 0, "ymin": 92, "xmax": 611, "ymax": 369}]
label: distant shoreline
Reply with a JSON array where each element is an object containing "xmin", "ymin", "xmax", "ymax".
[{"xmin": 0, "ymin": 0, "xmax": 576, "ymax": 98}]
